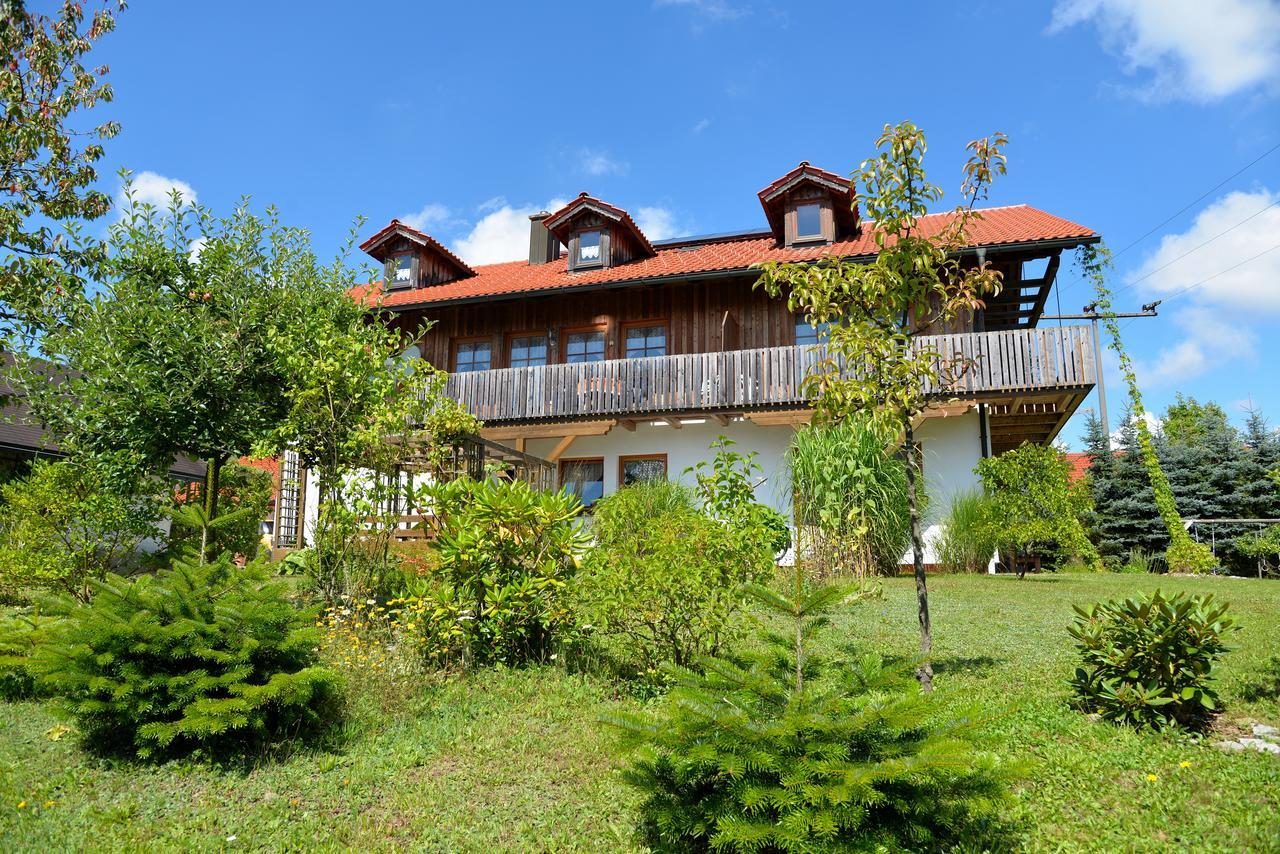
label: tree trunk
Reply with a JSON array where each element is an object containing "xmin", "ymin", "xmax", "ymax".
[
  {"xmin": 904, "ymin": 417, "xmax": 933, "ymax": 692},
  {"xmin": 200, "ymin": 455, "xmax": 223, "ymax": 564}
]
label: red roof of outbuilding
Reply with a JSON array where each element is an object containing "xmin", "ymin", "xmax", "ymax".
[{"xmin": 354, "ymin": 204, "xmax": 1096, "ymax": 310}]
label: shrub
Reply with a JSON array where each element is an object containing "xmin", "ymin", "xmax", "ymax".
[
  {"xmin": 29, "ymin": 552, "xmax": 342, "ymax": 758},
  {"xmin": 0, "ymin": 608, "xmax": 57, "ymax": 701},
  {"xmin": 606, "ymin": 570, "xmax": 1012, "ymax": 851},
  {"xmin": 936, "ymin": 488, "xmax": 998, "ymax": 573},
  {"xmin": 574, "ymin": 481, "xmax": 776, "ymax": 673},
  {"xmin": 785, "ymin": 419, "xmax": 911, "ymax": 578},
  {"xmin": 1068, "ymin": 589, "xmax": 1236, "ymax": 731},
  {"xmin": 975, "ymin": 443, "xmax": 1102, "ymax": 571},
  {"xmin": 316, "ymin": 598, "xmax": 428, "ymax": 714},
  {"xmin": 416, "ymin": 477, "xmax": 587, "ymax": 668},
  {"xmin": 0, "ymin": 459, "xmax": 160, "ymax": 602}
]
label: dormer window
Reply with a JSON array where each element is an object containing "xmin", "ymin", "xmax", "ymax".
[
  {"xmin": 388, "ymin": 254, "xmax": 417, "ymax": 289},
  {"xmin": 796, "ymin": 203, "xmax": 822, "ymax": 240},
  {"xmin": 577, "ymin": 230, "xmax": 603, "ymax": 267}
]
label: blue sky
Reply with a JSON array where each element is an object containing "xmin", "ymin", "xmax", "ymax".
[{"xmin": 81, "ymin": 0, "xmax": 1280, "ymax": 447}]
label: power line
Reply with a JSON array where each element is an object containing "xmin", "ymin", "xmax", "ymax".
[
  {"xmin": 1118, "ymin": 241, "xmax": 1280, "ymax": 331},
  {"xmin": 1111, "ymin": 140, "xmax": 1280, "ymax": 261},
  {"xmin": 1112, "ymin": 198, "xmax": 1279, "ymax": 296}
]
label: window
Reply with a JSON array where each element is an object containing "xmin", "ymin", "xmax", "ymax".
[
  {"xmin": 564, "ymin": 328, "xmax": 606, "ymax": 363},
  {"xmin": 388, "ymin": 254, "xmax": 415, "ymax": 288},
  {"xmin": 795, "ymin": 318, "xmax": 831, "ymax": 346},
  {"xmin": 620, "ymin": 454, "xmax": 667, "ymax": 486},
  {"xmin": 577, "ymin": 230, "xmax": 603, "ymax": 265},
  {"xmin": 795, "ymin": 203, "xmax": 822, "ymax": 240},
  {"xmin": 560, "ymin": 458, "xmax": 605, "ymax": 508},
  {"xmin": 508, "ymin": 334, "xmax": 548, "ymax": 368},
  {"xmin": 454, "ymin": 339, "xmax": 492, "ymax": 373},
  {"xmin": 624, "ymin": 324, "xmax": 666, "ymax": 359}
]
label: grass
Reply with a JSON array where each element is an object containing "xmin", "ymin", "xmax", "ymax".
[{"xmin": 2, "ymin": 572, "xmax": 1279, "ymax": 851}]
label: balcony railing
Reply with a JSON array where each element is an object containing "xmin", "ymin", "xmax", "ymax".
[{"xmin": 443, "ymin": 325, "xmax": 1096, "ymax": 424}]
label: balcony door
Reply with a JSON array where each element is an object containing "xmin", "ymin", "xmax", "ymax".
[{"xmin": 563, "ymin": 326, "xmax": 607, "ymax": 364}]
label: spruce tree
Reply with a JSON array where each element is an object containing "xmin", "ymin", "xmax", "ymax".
[
  {"xmin": 1230, "ymin": 408, "xmax": 1280, "ymax": 573},
  {"xmin": 605, "ymin": 572, "xmax": 1013, "ymax": 851},
  {"xmin": 1092, "ymin": 411, "xmax": 1163, "ymax": 564}
]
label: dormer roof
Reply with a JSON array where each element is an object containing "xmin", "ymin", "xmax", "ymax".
[
  {"xmin": 359, "ymin": 219, "xmax": 475, "ymax": 280},
  {"xmin": 757, "ymin": 161, "xmax": 857, "ymax": 243},
  {"xmin": 543, "ymin": 192, "xmax": 656, "ymax": 259}
]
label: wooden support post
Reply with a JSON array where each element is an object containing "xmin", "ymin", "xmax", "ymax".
[{"xmin": 547, "ymin": 435, "xmax": 577, "ymax": 462}]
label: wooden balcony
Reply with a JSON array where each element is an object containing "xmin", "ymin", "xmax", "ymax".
[{"xmin": 442, "ymin": 325, "xmax": 1096, "ymax": 425}]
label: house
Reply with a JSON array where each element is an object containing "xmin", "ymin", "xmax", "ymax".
[{"xmin": 280, "ymin": 163, "xmax": 1100, "ymax": 561}]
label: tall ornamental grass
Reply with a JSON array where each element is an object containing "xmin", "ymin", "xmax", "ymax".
[
  {"xmin": 936, "ymin": 489, "xmax": 998, "ymax": 573},
  {"xmin": 786, "ymin": 419, "xmax": 911, "ymax": 579}
]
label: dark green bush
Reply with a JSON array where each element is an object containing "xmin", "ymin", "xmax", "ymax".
[
  {"xmin": 574, "ymin": 480, "xmax": 776, "ymax": 673},
  {"xmin": 606, "ymin": 575, "xmax": 1013, "ymax": 851},
  {"xmin": 29, "ymin": 553, "xmax": 341, "ymax": 758},
  {"xmin": 169, "ymin": 461, "xmax": 274, "ymax": 561},
  {"xmin": 1068, "ymin": 589, "xmax": 1236, "ymax": 731},
  {"xmin": 0, "ymin": 608, "xmax": 57, "ymax": 700}
]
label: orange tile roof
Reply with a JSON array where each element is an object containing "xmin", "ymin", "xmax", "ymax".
[
  {"xmin": 1063, "ymin": 452, "xmax": 1093, "ymax": 483},
  {"xmin": 354, "ymin": 204, "xmax": 1097, "ymax": 310}
]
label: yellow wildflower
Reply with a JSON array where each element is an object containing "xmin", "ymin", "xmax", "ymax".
[
  {"xmin": 1179, "ymin": 761, "xmax": 1192, "ymax": 769},
  {"xmin": 1146, "ymin": 774, "xmax": 1158, "ymax": 782},
  {"xmin": 43, "ymin": 800, "xmax": 55, "ymax": 808},
  {"xmin": 17, "ymin": 801, "xmax": 26, "ymax": 809}
]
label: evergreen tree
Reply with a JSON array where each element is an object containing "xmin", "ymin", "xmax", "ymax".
[
  {"xmin": 1229, "ymin": 408, "xmax": 1280, "ymax": 573},
  {"xmin": 1091, "ymin": 411, "xmax": 1163, "ymax": 564},
  {"xmin": 1158, "ymin": 399, "xmax": 1242, "ymax": 565}
]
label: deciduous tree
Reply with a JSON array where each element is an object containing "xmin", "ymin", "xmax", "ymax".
[{"xmin": 756, "ymin": 121, "xmax": 1006, "ymax": 690}]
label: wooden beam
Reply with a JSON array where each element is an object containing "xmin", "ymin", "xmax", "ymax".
[
  {"xmin": 661, "ymin": 417, "xmax": 682, "ymax": 429},
  {"xmin": 546, "ymin": 435, "xmax": 577, "ymax": 462},
  {"xmin": 618, "ymin": 419, "xmax": 637, "ymax": 432},
  {"xmin": 745, "ymin": 409, "xmax": 813, "ymax": 427},
  {"xmin": 713, "ymin": 413, "xmax": 732, "ymax": 426},
  {"xmin": 481, "ymin": 419, "xmax": 616, "ymax": 441},
  {"xmin": 514, "ymin": 437, "xmax": 525, "ymax": 453}
]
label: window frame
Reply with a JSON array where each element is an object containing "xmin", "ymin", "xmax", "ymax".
[
  {"xmin": 573, "ymin": 228, "xmax": 605, "ymax": 269},
  {"xmin": 559, "ymin": 456, "xmax": 606, "ymax": 510},
  {"xmin": 794, "ymin": 201, "xmax": 823, "ymax": 240},
  {"xmin": 560, "ymin": 323, "xmax": 609, "ymax": 364},
  {"xmin": 621, "ymin": 319, "xmax": 669, "ymax": 360},
  {"xmin": 618, "ymin": 453, "xmax": 668, "ymax": 487},
  {"xmin": 451, "ymin": 335, "xmax": 494, "ymax": 373},
  {"xmin": 505, "ymin": 330, "xmax": 550, "ymax": 369},
  {"xmin": 386, "ymin": 253, "xmax": 418, "ymax": 290},
  {"xmin": 794, "ymin": 317, "xmax": 831, "ymax": 347}
]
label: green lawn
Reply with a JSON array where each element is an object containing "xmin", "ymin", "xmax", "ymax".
[{"xmin": 2, "ymin": 573, "xmax": 1278, "ymax": 852}]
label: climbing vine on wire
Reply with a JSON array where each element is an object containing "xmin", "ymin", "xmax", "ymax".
[{"xmin": 1075, "ymin": 244, "xmax": 1216, "ymax": 573}]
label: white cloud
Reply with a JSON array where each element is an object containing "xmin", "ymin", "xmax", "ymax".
[
  {"xmin": 635, "ymin": 206, "xmax": 681, "ymax": 241},
  {"xmin": 692, "ymin": 118, "xmax": 711, "ymax": 134},
  {"xmin": 1049, "ymin": 0, "xmax": 1280, "ymax": 101},
  {"xmin": 187, "ymin": 236, "xmax": 207, "ymax": 262},
  {"xmin": 1133, "ymin": 308, "xmax": 1258, "ymax": 387},
  {"xmin": 654, "ymin": 0, "xmax": 750, "ymax": 22},
  {"xmin": 121, "ymin": 171, "xmax": 197, "ymax": 211},
  {"xmin": 401, "ymin": 202, "xmax": 452, "ymax": 232},
  {"xmin": 578, "ymin": 148, "xmax": 629, "ymax": 177},
  {"xmin": 1130, "ymin": 188, "xmax": 1280, "ymax": 312},
  {"xmin": 1110, "ymin": 410, "xmax": 1163, "ymax": 447},
  {"xmin": 452, "ymin": 198, "xmax": 568, "ymax": 266}
]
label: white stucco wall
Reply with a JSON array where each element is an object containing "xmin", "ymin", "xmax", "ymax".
[
  {"xmin": 294, "ymin": 411, "xmax": 987, "ymax": 567},
  {"xmin": 524, "ymin": 418, "xmax": 797, "ymax": 517}
]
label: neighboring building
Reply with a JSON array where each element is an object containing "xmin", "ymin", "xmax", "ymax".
[{"xmin": 284, "ymin": 163, "xmax": 1100, "ymax": 562}]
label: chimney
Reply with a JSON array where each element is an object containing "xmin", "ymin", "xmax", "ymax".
[{"xmin": 528, "ymin": 212, "xmax": 560, "ymax": 265}]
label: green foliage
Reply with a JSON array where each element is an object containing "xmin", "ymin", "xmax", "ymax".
[
  {"xmin": 1077, "ymin": 244, "xmax": 1216, "ymax": 573},
  {"xmin": 0, "ymin": 1, "xmax": 121, "ymax": 337},
  {"xmin": 28, "ymin": 551, "xmax": 341, "ymax": 758},
  {"xmin": 1235, "ymin": 524, "xmax": 1280, "ymax": 577},
  {"xmin": 606, "ymin": 563, "xmax": 1012, "ymax": 851},
  {"xmin": 574, "ymin": 480, "xmax": 776, "ymax": 674},
  {"xmin": 416, "ymin": 478, "xmax": 587, "ymax": 668},
  {"xmin": 0, "ymin": 458, "xmax": 159, "ymax": 602},
  {"xmin": 936, "ymin": 488, "xmax": 998, "ymax": 573},
  {"xmin": 975, "ymin": 442, "xmax": 1101, "ymax": 570},
  {"xmin": 0, "ymin": 606, "xmax": 56, "ymax": 700},
  {"xmin": 169, "ymin": 461, "xmax": 273, "ymax": 561},
  {"xmin": 1068, "ymin": 589, "xmax": 1236, "ymax": 731},
  {"xmin": 1083, "ymin": 410, "xmax": 1165, "ymax": 566},
  {"xmin": 786, "ymin": 418, "xmax": 911, "ymax": 578},
  {"xmin": 1113, "ymin": 547, "xmax": 1157, "ymax": 574}
]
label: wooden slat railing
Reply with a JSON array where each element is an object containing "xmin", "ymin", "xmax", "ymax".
[{"xmin": 441, "ymin": 325, "xmax": 1095, "ymax": 424}]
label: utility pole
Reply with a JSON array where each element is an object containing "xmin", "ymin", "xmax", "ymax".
[{"xmin": 1041, "ymin": 301, "xmax": 1161, "ymax": 439}]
